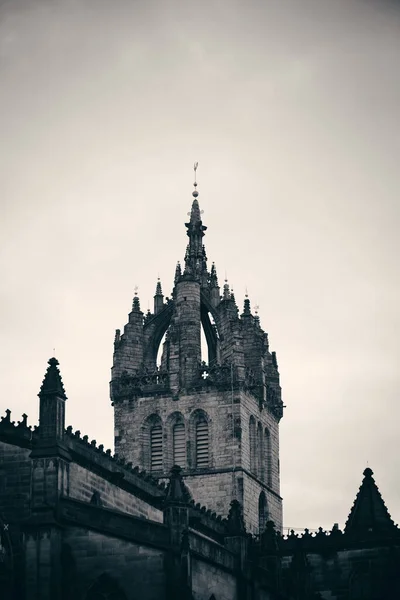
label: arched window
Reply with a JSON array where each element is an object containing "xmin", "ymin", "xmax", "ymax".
[
  {"xmin": 150, "ymin": 425, "xmax": 163, "ymax": 471},
  {"xmin": 173, "ymin": 423, "xmax": 185, "ymax": 467},
  {"xmin": 258, "ymin": 491, "xmax": 268, "ymax": 534},
  {"xmin": 249, "ymin": 416, "xmax": 256, "ymax": 474},
  {"xmin": 257, "ymin": 422, "xmax": 263, "ymax": 480},
  {"xmin": 264, "ymin": 427, "xmax": 272, "ymax": 487},
  {"xmin": 196, "ymin": 420, "xmax": 209, "ymax": 467}
]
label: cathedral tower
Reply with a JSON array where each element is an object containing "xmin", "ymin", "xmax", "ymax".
[{"xmin": 111, "ymin": 174, "xmax": 284, "ymax": 533}]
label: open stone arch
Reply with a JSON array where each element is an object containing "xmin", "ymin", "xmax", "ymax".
[
  {"xmin": 143, "ymin": 294, "xmax": 222, "ymax": 372},
  {"xmin": 143, "ymin": 303, "xmax": 174, "ymax": 370}
]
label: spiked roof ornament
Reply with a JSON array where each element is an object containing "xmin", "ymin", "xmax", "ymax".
[{"xmin": 39, "ymin": 357, "xmax": 67, "ymax": 400}]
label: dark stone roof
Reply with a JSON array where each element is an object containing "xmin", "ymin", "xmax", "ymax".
[{"xmin": 344, "ymin": 467, "xmax": 396, "ymax": 536}]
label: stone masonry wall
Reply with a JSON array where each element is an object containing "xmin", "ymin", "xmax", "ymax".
[
  {"xmin": 242, "ymin": 472, "xmax": 282, "ymax": 534},
  {"xmin": 184, "ymin": 471, "xmax": 238, "ymax": 517},
  {"xmin": 67, "ymin": 462, "xmax": 163, "ymax": 522},
  {"xmin": 61, "ymin": 527, "xmax": 166, "ymax": 600},
  {"xmin": 191, "ymin": 556, "xmax": 237, "ymax": 600},
  {"xmin": 0, "ymin": 440, "xmax": 32, "ymax": 523},
  {"xmin": 114, "ymin": 389, "xmax": 241, "ymax": 474},
  {"xmin": 115, "ymin": 386, "xmax": 282, "ymax": 531},
  {"xmin": 239, "ymin": 392, "xmax": 280, "ymax": 495}
]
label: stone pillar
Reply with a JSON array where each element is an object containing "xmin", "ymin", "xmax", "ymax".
[{"xmin": 173, "ymin": 278, "xmax": 201, "ymax": 391}]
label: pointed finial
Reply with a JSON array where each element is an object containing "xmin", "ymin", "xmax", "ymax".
[
  {"xmin": 134, "ymin": 285, "xmax": 139, "ymax": 296},
  {"xmin": 223, "ymin": 280, "xmax": 230, "ymax": 300},
  {"xmin": 245, "ymin": 287, "xmax": 248, "ymax": 298},
  {"xmin": 155, "ymin": 278, "xmax": 163, "ymax": 296},
  {"xmin": 243, "ymin": 295, "xmax": 251, "ymax": 315},
  {"xmin": 193, "ymin": 162, "xmax": 199, "ymax": 198},
  {"xmin": 39, "ymin": 357, "xmax": 67, "ymax": 400}
]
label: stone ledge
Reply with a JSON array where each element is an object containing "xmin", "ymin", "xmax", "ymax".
[{"xmin": 56, "ymin": 496, "xmax": 170, "ymax": 550}]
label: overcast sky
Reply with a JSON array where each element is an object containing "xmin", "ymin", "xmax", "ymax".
[{"xmin": 1, "ymin": 0, "xmax": 399, "ymax": 531}]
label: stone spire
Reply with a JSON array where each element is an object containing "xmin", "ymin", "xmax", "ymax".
[
  {"xmin": 344, "ymin": 468, "xmax": 396, "ymax": 536},
  {"xmin": 39, "ymin": 357, "xmax": 67, "ymax": 401},
  {"xmin": 154, "ymin": 277, "xmax": 164, "ymax": 315},
  {"xmin": 184, "ymin": 166, "xmax": 207, "ymax": 280},
  {"xmin": 174, "ymin": 261, "xmax": 182, "ymax": 286},
  {"xmin": 132, "ymin": 289, "xmax": 141, "ymax": 312},
  {"xmin": 223, "ymin": 280, "xmax": 231, "ymax": 301},
  {"xmin": 165, "ymin": 465, "xmax": 192, "ymax": 506},
  {"xmin": 210, "ymin": 262, "xmax": 219, "ymax": 287},
  {"xmin": 32, "ymin": 357, "xmax": 71, "ymax": 460},
  {"xmin": 242, "ymin": 291, "xmax": 251, "ymax": 316},
  {"xmin": 226, "ymin": 499, "xmax": 246, "ymax": 536}
]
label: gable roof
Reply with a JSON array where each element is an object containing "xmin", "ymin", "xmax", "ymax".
[{"xmin": 344, "ymin": 468, "xmax": 396, "ymax": 536}]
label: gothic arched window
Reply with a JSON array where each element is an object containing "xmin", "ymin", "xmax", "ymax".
[
  {"xmin": 249, "ymin": 416, "xmax": 256, "ymax": 474},
  {"xmin": 173, "ymin": 422, "xmax": 185, "ymax": 467},
  {"xmin": 150, "ymin": 424, "xmax": 163, "ymax": 471},
  {"xmin": 257, "ymin": 422, "xmax": 263, "ymax": 480},
  {"xmin": 258, "ymin": 491, "xmax": 268, "ymax": 534},
  {"xmin": 196, "ymin": 419, "xmax": 209, "ymax": 467},
  {"xmin": 264, "ymin": 427, "xmax": 272, "ymax": 487}
]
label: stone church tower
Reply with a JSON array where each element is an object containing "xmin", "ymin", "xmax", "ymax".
[{"xmin": 111, "ymin": 180, "xmax": 284, "ymax": 533}]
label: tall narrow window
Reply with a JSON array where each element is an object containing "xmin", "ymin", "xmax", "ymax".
[
  {"xmin": 257, "ymin": 422, "xmax": 263, "ymax": 480},
  {"xmin": 265, "ymin": 428, "xmax": 272, "ymax": 488},
  {"xmin": 150, "ymin": 425, "xmax": 163, "ymax": 471},
  {"xmin": 249, "ymin": 416, "xmax": 256, "ymax": 474},
  {"xmin": 196, "ymin": 420, "xmax": 209, "ymax": 467},
  {"xmin": 258, "ymin": 491, "xmax": 268, "ymax": 534},
  {"xmin": 173, "ymin": 423, "xmax": 185, "ymax": 467}
]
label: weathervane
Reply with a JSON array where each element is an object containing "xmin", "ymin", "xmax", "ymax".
[{"xmin": 194, "ymin": 162, "xmax": 198, "ymax": 184}]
